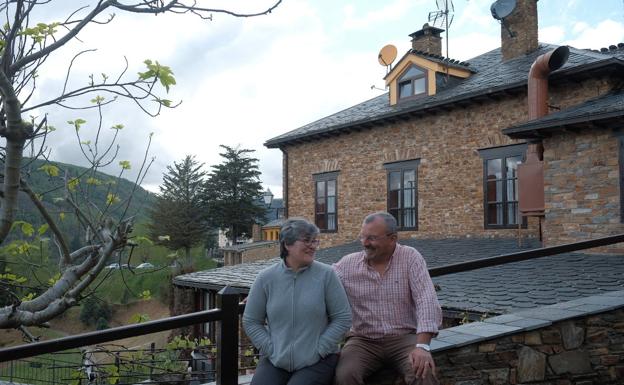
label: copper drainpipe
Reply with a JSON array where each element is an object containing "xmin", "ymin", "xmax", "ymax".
[
  {"xmin": 518, "ymin": 46, "xmax": 569, "ymax": 243},
  {"xmin": 528, "ymin": 45, "xmax": 569, "ymax": 120}
]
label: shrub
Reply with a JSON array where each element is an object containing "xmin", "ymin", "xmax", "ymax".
[{"xmin": 80, "ymin": 296, "xmax": 112, "ymax": 326}]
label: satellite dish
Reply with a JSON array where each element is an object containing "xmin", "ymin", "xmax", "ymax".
[
  {"xmin": 378, "ymin": 44, "xmax": 398, "ymax": 67},
  {"xmin": 490, "ymin": 0, "xmax": 517, "ymax": 20}
]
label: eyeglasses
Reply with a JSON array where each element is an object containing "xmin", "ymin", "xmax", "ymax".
[
  {"xmin": 358, "ymin": 233, "xmax": 393, "ymax": 242},
  {"xmin": 299, "ymin": 238, "xmax": 320, "ymax": 247}
]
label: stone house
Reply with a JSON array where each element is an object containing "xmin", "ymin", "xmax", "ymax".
[
  {"xmin": 264, "ymin": 0, "xmax": 624, "ymax": 251},
  {"xmin": 174, "ymin": 2, "xmax": 624, "ymax": 382}
]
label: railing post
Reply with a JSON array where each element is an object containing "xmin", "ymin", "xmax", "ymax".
[
  {"xmin": 216, "ymin": 286, "xmax": 240, "ymax": 385},
  {"xmin": 150, "ymin": 342, "xmax": 155, "ymax": 380}
]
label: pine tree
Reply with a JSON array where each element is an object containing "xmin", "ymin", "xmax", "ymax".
[
  {"xmin": 149, "ymin": 155, "xmax": 208, "ymax": 266},
  {"xmin": 204, "ymin": 145, "xmax": 266, "ymax": 245}
]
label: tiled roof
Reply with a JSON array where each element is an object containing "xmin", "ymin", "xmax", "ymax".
[
  {"xmin": 503, "ymin": 90, "xmax": 624, "ymax": 138},
  {"xmin": 264, "ymin": 45, "xmax": 624, "ymax": 148},
  {"xmin": 173, "ymin": 237, "xmax": 624, "ymax": 316}
]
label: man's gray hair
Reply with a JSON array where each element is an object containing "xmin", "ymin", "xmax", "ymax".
[
  {"xmin": 279, "ymin": 218, "xmax": 320, "ymax": 259},
  {"xmin": 363, "ymin": 212, "xmax": 398, "ymax": 234}
]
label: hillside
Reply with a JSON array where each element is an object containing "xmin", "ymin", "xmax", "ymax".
[{"xmin": 14, "ymin": 158, "xmax": 155, "ymax": 232}]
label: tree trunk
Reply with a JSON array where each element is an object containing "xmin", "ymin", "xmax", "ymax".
[{"xmin": 185, "ymin": 246, "xmax": 192, "ymax": 268}]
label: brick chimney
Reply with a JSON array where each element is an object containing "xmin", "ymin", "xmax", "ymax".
[
  {"xmin": 409, "ymin": 23, "xmax": 444, "ymax": 56},
  {"xmin": 501, "ymin": 0, "xmax": 538, "ymax": 61}
]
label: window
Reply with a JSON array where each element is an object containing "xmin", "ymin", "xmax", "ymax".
[
  {"xmin": 478, "ymin": 144, "xmax": 527, "ymax": 229},
  {"xmin": 384, "ymin": 159, "xmax": 419, "ymax": 230},
  {"xmin": 313, "ymin": 172, "xmax": 338, "ymax": 232},
  {"xmin": 398, "ymin": 65, "xmax": 427, "ymax": 100}
]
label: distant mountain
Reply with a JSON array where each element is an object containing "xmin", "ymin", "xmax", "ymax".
[{"xmin": 11, "ymin": 158, "xmax": 155, "ymax": 245}]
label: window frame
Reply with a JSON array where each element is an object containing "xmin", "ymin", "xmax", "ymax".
[
  {"xmin": 397, "ymin": 64, "xmax": 428, "ymax": 101},
  {"xmin": 478, "ymin": 144, "xmax": 527, "ymax": 229},
  {"xmin": 616, "ymin": 132, "xmax": 624, "ymax": 223},
  {"xmin": 384, "ymin": 159, "xmax": 420, "ymax": 231},
  {"xmin": 313, "ymin": 171, "xmax": 339, "ymax": 233}
]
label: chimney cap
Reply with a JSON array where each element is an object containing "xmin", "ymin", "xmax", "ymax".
[{"xmin": 409, "ymin": 23, "xmax": 445, "ymax": 39}]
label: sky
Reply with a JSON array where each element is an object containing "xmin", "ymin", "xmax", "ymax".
[{"xmin": 23, "ymin": 0, "xmax": 624, "ymax": 197}]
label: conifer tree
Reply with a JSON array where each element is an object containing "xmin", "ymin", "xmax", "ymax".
[
  {"xmin": 204, "ymin": 145, "xmax": 266, "ymax": 245},
  {"xmin": 149, "ymin": 155, "xmax": 208, "ymax": 266}
]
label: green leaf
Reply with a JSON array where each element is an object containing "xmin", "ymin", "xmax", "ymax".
[
  {"xmin": 106, "ymin": 193, "xmax": 120, "ymax": 205},
  {"xmin": 139, "ymin": 290, "xmax": 151, "ymax": 300},
  {"xmin": 12, "ymin": 221, "xmax": 34, "ymax": 237},
  {"xmin": 90, "ymin": 95, "xmax": 105, "ymax": 104},
  {"xmin": 38, "ymin": 223, "xmax": 49, "ymax": 236},
  {"xmin": 138, "ymin": 59, "xmax": 176, "ymax": 92},
  {"xmin": 38, "ymin": 164, "xmax": 59, "ymax": 177},
  {"xmin": 119, "ymin": 160, "xmax": 131, "ymax": 170},
  {"xmin": 129, "ymin": 313, "xmax": 150, "ymax": 323},
  {"xmin": 48, "ymin": 273, "xmax": 61, "ymax": 286},
  {"xmin": 67, "ymin": 178, "xmax": 79, "ymax": 192},
  {"xmin": 111, "ymin": 124, "xmax": 124, "ymax": 130},
  {"xmin": 68, "ymin": 118, "xmax": 86, "ymax": 131},
  {"xmin": 21, "ymin": 292, "xmax": 35, "ymax": 302}
]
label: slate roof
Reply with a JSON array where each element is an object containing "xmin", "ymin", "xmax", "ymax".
[
  {"xmin": 503, "ymin": 90, "xmax": 624, "ymax": 138},
  {"xmin": 173, "ymin": 237, "xmax": 624, "ymax": 316},
  {"xmin": 264, "ymin": 44, "xmax": 624, "ymax": 148}
]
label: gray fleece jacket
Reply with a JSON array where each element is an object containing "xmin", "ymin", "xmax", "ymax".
[{"xmin": 242, "ymin": 260, "xmax": 352, "ymax": 372}]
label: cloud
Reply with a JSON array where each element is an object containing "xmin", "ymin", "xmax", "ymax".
[
  {"xmin": 563, "ymin": 19, "xmax": 624, "ymax": 49},
  {"xmin": 342, "ymin": 0, "xmax": 426, "ymax": 30}
]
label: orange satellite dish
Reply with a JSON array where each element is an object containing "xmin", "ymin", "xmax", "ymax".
[{"xmin": 378, "ymin": 44, "xmax": 398, "ymax": 67}]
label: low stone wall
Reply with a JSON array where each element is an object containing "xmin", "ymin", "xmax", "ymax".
[
  {"xmin": 223, "ymin": 241, "xmax": 279, "ymax": 266},
  {"xmin": 367, "ymin": 291, "xmax": 624, "ymax": 385}
]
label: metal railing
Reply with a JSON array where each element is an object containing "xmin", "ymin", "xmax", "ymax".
[{"xmin": 1, "ymin": 233, "xmax": 623, "ymax": 385}]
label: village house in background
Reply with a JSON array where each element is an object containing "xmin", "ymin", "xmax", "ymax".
[
  {"xmin": 175, "ymin": 1, "xmax": 624, "ymax": 383},
  {"xmin": 220, "ymin": 190, "xmax": 285, "ymax": 266}
]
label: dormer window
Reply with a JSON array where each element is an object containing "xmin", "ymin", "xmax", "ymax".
[{"xmin": 398, "ymin": 65, "xmax": 426, "ymax": 99}]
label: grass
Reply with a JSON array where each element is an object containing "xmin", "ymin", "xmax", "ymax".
[{"xmin": 93, "ymin": 256, "xmax": 217, "ymax": 305}]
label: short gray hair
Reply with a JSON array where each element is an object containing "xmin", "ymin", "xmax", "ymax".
[
  {"xmin": 279, "ymin": 218, "xmax": 320, "ymax": 259},
  {"xmin": 363, "ymin": 212, "xmax": 398, "ymax": 234}
]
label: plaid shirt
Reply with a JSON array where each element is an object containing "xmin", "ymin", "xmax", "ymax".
[{"xmin": 333, "ymin": 243, "xmax": 442, "ymax": 339}]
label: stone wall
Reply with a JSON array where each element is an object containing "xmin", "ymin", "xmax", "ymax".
[
  {"xmin": 284, "ymin": 77, "xmax": 617, "ymax": 248},
  {"xmin": 543, "ymin": 128, "xmax": 624, "ymax": 253},
  {"xmin": 363, "ymin": 292, "xmax": 624, "ymax": 385},
  {"xmin": 223, "ymin": 242, "xmax": 279, "ymax": 266},
  {"xmin": 432, "ymin": 309, "xmax": 624, "ymax": 385}
]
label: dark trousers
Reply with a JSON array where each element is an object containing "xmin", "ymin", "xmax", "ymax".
[
  {"xmin": 251, "ymin": 354, "xmax": 339, "ymax": 385},
  {"xmin": 334, "ymin": 334, "xmax": 439, "ymax": 385}
]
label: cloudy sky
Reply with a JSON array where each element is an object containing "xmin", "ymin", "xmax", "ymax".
[{"xmin": 24, "ymin": 0, "xmax": 624, "ymax": 197}]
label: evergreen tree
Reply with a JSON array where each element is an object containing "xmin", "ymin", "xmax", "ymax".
[
  {"xmin": 204, "ymin": 146, "xmax": 266, "ymax": 245},
  {"xmin": 149, "ymin": 155, "xmax": 208, "ymax": 266}
]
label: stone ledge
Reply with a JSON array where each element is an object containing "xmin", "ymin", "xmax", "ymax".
[{"xmin": 431, "ymin": 289, "xmax": 624, "ymax": 353}]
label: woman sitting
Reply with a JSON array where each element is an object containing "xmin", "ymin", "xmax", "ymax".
[{"xmin": 243, "ymin": 217, "xmax": 352, "ymax": 385}]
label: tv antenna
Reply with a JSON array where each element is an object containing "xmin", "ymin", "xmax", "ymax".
[
  {"xmin": 428, "ymin": 0, "xmax": 454, "ymax": 58},
  {"xmin": 490, "ymin": 0, "xmax": 517, "ymax": 37}
]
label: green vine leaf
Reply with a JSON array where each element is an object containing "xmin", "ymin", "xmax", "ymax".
[{"xmin": 38, "ymin": 164, "xmax": 59, "ymax": 177}]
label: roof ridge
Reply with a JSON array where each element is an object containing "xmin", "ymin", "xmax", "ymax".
[{"xmin": 409, "ymin": 48, "xmax": 471, "ymax": 67}]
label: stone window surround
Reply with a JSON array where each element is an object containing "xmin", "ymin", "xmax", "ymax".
[
  {"xmin": 615, "ymin": 131, "xmax": 624, "ymax": 223},
  {"xmin": 313, "ymin": 171, "xmax": 339, "ymax": 233},
  {"xmin": 478, "ymin": 143, "xmax": 527, "ymax": 230},
  {"xmin": 383, "ymin": 159, "xmax": 420, "ymax": 231}
]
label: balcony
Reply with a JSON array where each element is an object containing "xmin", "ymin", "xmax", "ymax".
[{"xmin": 1, "ymin": 234, "xmax": 623, "ymax": 385}]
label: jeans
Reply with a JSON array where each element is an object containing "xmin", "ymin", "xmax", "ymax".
[{"xmin": 251, "ymin": 354, "xmax": 339, "ymax": 385}]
